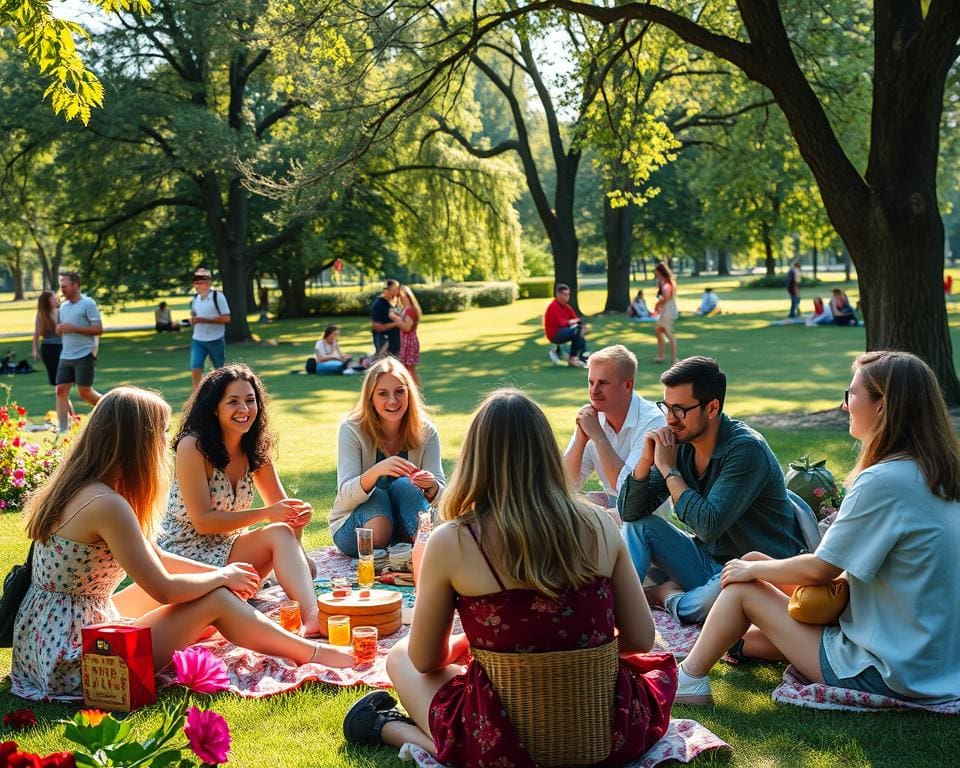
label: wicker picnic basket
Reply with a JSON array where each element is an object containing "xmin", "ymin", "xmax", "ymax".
[{"xmin": 471, "ymin": 639, "xmax": 618, "ymax": 767}]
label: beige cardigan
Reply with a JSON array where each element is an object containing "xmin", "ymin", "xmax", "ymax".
[{"xmin": 329, "ymin": 418, "xmax": 445, "ymax": 536}]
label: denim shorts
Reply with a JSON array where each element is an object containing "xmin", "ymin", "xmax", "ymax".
[
  {"xmin": 818, "ymin": 634, "xmax": 908, "ymax": 699},
  {"xmin": 190, "ymin": 337, "xmax": 226, "ymax": 370}
]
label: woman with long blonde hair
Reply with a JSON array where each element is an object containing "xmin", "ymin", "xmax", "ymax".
[
  {"xmin": 31, "ymin": 290, "xmax": 72, "ymax": 419},
  {"xmin": 393, "ymin": 285, "xmax": 424, "ymax": 387},
  {"xmin": 672, "ymin": 351, "xmax": 960, "ymax": 705},
  {"xmin": 343, "ymin": 389, "xmax": 675, "ymax": 764},
  {"xmin": 11, "ymin": 387, "xmax": 350, "ymax": 701},
  {"xmin": 652, "ymin": 261, "xmax": 678, "ymax": 364},
  {"xmin": 329, "ymin": 357, "xmax": 444, "ymax": 555}
]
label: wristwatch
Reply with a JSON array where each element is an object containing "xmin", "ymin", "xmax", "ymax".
[{"xmin": 664, "ymin": 469, "xmax": 683, "ymax": 482}]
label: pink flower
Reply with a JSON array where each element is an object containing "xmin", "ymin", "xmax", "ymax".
[
  {"xmin": 172, "ymin": 647, "xmax": 230, "ymax": 693},
  {"xmin": 26, "ymin": 445, "xmax": 38, "ymax": 456},
  {"xmin": 183, "ymin": 707, "xmax": 230, "ymax": 765},
  {"xmin": 13, "ymin": 469, "xmax": 24, "ymax": 480},
  {"xmin": 0, "ymin": 500, "xmax": 6, "ymax": 509}
]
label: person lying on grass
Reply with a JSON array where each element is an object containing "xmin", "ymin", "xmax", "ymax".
[
  {"xmin": 12, "ymin": 387, "xmax": 350, "ymax": 701},
  {"xmin": 674, "ymin": 351, "xmax": 960, "ymax": 705}
]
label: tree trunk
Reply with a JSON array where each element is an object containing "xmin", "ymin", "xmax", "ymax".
[
  {"xmin": 603, "ymin": 199, "xmax": 633, "ymax": 312},
  {"xmin": 812, "ymin": 244, "xmax": 818, "ymax": 279},
  {"xmin": 11, "ymin": 245, "xmax": 24, "ymax": 300},
  {"xmin": 717, "ymin": 248, "xmax": 730, "ymax": 276},
  {"xmin": 550, "ymin": 161, "xmax": 582, "ymax": 313},
  {"xmin": 276, "ymin": 269, "xmax": 308, "ymax": 317},
  {"xmin": 762, "ymin": 223, "xmax": 776, "ymax": 276},
  {"xmin": 218, "ymin": 246, "xmax": 253, "ymax": 342}
]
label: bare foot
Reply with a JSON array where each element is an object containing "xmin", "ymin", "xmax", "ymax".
[{"xmin": 645, "ymin": 580, "xmax": 683, "ymax": 609}]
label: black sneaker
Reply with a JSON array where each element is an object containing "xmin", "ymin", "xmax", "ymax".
[{"xmin": 343, "ymin": 691, "xmax": 415, "ymax": 746}]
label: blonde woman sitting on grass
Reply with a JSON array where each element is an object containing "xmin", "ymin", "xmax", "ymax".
[
  {"xmin": 343, "ymin": 389, "xmax": 676, "ymax": 766},
  {"xmin": 12, "ymin": 387, "xmax": 350, "ymax": 701}
]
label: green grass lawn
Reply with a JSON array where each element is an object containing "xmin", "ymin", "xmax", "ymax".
[{"xmin": 1, "ymin": 274, "xmax": 959, "ymax": 767}]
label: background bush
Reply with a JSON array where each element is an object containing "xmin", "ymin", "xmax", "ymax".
[
  {"xmin": 517, "ymin": 278, "xmax": 554, "ymax": 300},
  {"xmin": 470, "ymin": 282, "xmax": 517, "ymax": 307},
  {"xmin": 414, "ymin": 286, "xmax": 471, "ymax": 314}
]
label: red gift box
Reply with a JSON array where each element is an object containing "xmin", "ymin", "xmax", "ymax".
[{"xmin": 81, "ymin": 624, "xmax": 157, "ymax": 712}]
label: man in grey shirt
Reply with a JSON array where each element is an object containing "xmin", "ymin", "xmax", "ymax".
[
  {"xmin": 55, "ymin": 271, "xmax": 103, "ymax": 432},
  {"xmin": 618, "ymin": 356, "xmax": 804, "ymax": 624}
]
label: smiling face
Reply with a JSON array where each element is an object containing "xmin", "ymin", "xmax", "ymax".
[
  {"xmin": 843, "ymin": 369, "xmax": 881, "ymax": 441},
  {"xmin": 588, "ymin": 360, "xmax": 632, "ymax": 416},
  {"xmin": 371, "ymin": 372, "xmax": 409, "ymax": 427},
  {"xmin": 216, "ymin": 379, "xmax": 258, "ymax": 438},
  {"xmin": 556, "ymin": 286, "xmax": 571, "ymax": 306}
]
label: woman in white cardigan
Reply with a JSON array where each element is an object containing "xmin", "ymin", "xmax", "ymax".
[{"xmin": 331, "ymin": 357, "xmax": 444, "ymax": 556}]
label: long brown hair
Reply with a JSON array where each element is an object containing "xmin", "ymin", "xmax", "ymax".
[
  {"xmin": 654, "ymin": 261, "xmax": 676, "ymax": 291},
  {"xmin": 348, "ymin": 357, "xmax": 426, "ymax": 452},
  {"xmin": 36, "ymin": 291, "xmax": 57, "ymax": 337},
  {"xmin": 25, "ymin": 387, "xmax": 172, "ymax": 541},
  {"xmin": 439, "ymin": 389, "xmax": 603, "ymax": 597},
  {"xmin": 849, "ymin": 351, "xmax": 960, "ymax": 500}
]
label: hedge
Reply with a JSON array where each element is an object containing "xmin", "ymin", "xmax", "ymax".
[
  {"xmin": 470, "ymin": 282, "xmax": 518, "ymax": 307},
  {"xmin": 517, "ymin": 279, "xmax": 554, "ymax": 300}
]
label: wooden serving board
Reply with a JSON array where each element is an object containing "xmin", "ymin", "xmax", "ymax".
[{"xmin": 317, "ymin": 589, "xmax": 402, "ymax": 616}]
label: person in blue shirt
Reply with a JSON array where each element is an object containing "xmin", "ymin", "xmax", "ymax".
[{"xmin": 674, "ymin": 351, "xmax": 960, "ymax": 705}]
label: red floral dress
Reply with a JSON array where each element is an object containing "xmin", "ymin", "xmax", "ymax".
[
  {"xmin": 398, "ymin": 307, "xmax": 420, "ymax": 367},
  {"xmin": 428, "ymin": 545, "xmax": 677, "ymax": 767}
]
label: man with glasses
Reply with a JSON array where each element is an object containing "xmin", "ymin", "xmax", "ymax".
[
  {"xmin": 189, "ymin": 267, "xmax": 231, "ymax": 388},
  {"xmin": 618, "ymin": 356, "xmax": 805, "ymax": 624},
  {"xmin": 563, "ymin": 345, "xmax": 664, "ymax": 508}
]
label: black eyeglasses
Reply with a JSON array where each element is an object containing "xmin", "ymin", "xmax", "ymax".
[
  {"xmin": 844, "ymin": 389, "xmax": 849, "ymax": 407},
  {"xmin": 656, "ymin": 400, "xmax": 708, "ymax": 420}
]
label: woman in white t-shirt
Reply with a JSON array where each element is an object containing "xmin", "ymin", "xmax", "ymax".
[
  {"xmin": 674, "ymin": 350, "xmax": 960, "ymax": 705},
  {"xmin": 314, "ymin": 324, "xmax": 362, "ymax": 375}
]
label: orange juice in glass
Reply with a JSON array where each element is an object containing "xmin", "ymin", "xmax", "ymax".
[
  {"xmin": 352, "ymin": 626, "xmax": 378, "ymax": 665},
  {"xmin": 278, "ymin": 601, "xmax": 301, "ymax": 633},
  {"xmin": 328, "ymin": 615, "xmax": 351, "ymax": 646},
  {"xmin": 356, "ymin": 528, "xmax": 375, "ymax": 588}
]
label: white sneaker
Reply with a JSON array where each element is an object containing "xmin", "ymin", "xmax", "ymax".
[
  {"xmin": 674, "ymin": 663, "xmax": 714, "ymax": 705},
  {"xmin": 549, "ymin": 348, "xmax": 560, "ymax": 365},
  {"xmin": 342, "ymin": 368, "xmax": 357, "ymax": 375}
]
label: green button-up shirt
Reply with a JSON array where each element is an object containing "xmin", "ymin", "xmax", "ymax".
[{"xmin": 617, "ymin": 414, "xmax": 804, "ymax": 563}]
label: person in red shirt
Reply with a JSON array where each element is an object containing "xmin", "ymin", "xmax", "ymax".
[{"xmin": 544, "ymin": 283, "xmax": 588, "ymax": 367}]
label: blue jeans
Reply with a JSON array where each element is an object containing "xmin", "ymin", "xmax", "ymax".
[
  {"xmin": 621, "ymin": 515, "xmax": 723, "ymax": 624},
  {"xmin": 788, "ymin": 293, "xmax": 800, "ymax": 318},
  {"xmin": 550, "ymin": 325, "xmax": 586, "ymax": 358},
  {"xmin": 315, "ymin": 360, "xmax": 347, "ymax": 374},
  {"xmin": 190, "ymin": 337, "xmax": 226, "ymax": 370},
  {"xmin": 332, "ymin": 476, "xmax": 429, "ymax": 557}
]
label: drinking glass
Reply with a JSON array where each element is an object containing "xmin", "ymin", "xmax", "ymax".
[
  {"xmin": 328, "ymin": 615, "xmax": 351, "ymax": 646},
  {"xmin": 352, "ymin": 625, "xmax": 378, "ymax": 665},
  {"xmin": 356, "ymin": 528, "xmax": 375, "ymax": 588},
  {"xmin": 278, "ymin": 601, "xmax": 301, "ymax": 633}
]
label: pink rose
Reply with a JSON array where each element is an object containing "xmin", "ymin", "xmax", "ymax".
[
  {"xmin": 172, "ymin": 647, "xmax": 230, "ymax": 694},
  {"xmin": 183, "ymin": 707, "xmax": 230, "ymax": 765}
]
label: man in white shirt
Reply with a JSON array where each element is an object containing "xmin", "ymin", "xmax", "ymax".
[
  {"xmin": 563, "ymin": 345, "xmax": 665, "ymax": 508},
  {"xmin": 189, "ymin": 267, "xmax": 231, "ymax": 388}
]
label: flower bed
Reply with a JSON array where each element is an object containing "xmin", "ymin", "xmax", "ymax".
[{"xmin": 0, "ymin": 401, "xmax": 72, "ymax": 513}]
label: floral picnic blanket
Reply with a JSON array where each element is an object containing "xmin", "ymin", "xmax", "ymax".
[
  {"xmin": 399, "ymin": 719, "xmax": 731, "ymax": 768},
  {"xmin": 158, "ymin": 548, "xmax": 701, "ymax": 697},
  {"xmin": 772, "ymin": 665, "xmax": 960, "ymax": 714}
]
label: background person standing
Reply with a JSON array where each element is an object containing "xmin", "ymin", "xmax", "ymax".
[
  {"xmin": 786, "ymin": 261, "xmax": 802, "ymax": 318},
  {"xmin": 190, "ymin": 267, "xmax": 231, "ymax": 389},
  {"xmin": 371, "ymin": 279, "xmax": 401, "ymax": 358},
  {"xmin": 54, "ymin": 272, "xmax": 103, "ymax": 433}
]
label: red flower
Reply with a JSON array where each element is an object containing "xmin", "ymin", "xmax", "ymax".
[
  {"xmin": 15, "ymin": 407, "xmax": 26, "ymax": 417},
  {"xmin": 4, "ymin": 749, "xmax": 41, "ymax": 768},
  {"xmin": 2, "ymin": 710, "xmax": 36, "ymax": 731},
  {"xmin": 39, "ymin": 754, "xmax": 74, "ymax": 768}
]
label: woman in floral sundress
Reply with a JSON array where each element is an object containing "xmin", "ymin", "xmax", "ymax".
[
  {"xmin": 343, "ymin": 389, "xmax": 676, "ymax": 766},
  {"xmin": 12, "ymin": 387, "xmax": 350, "ymax": 701},
  {"xmin": 159, "ymin": 364, "xmax": 323, "ymax": 635}
]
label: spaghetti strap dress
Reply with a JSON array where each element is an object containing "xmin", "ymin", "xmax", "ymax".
[
  {"xmin": 398, "ymin": 307, "xmax": 420, "ymax": 367},
  {"xmin": 12, "ymin": 492, "xmax": 125, "ymax": 701},
  {"xmin": 158, "ymin": 467, "xmax": 254, "ymax": 566},
  {"xmin": 428, "ymin": 525, "xmax": 677, "ymax": 768}
]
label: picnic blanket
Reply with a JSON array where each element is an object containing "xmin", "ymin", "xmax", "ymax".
[
  {"xmin": 772, "ymin": 665, "xmax": 960, "ymax": 714},
  {"xmin": 399, "ymin": 719, "xmax": 731, "ymax": 768},
  {"xmin": 157, "ymin": 548, "xmax": 702, "ymax": 697}
]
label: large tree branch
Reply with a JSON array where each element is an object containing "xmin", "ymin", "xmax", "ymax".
[
  {"xmin": 255, "ymin": 100, "xmax": 304, "ymax": 139},
  {"xmin": 426, "ymin": 118, "xmax": 520, "ymax": 159}
]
